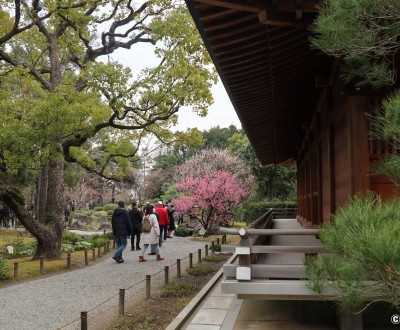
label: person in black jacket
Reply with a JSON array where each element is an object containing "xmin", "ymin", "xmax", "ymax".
[
  {"xmin": 129, "ymin": 201, "xmax": 143, "ymax": 251},
  {"xmin": 111, "ymin": 201, "xmax": 132, "ymax": 263}
]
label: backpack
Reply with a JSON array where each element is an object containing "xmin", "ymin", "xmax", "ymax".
[{"xmin": 141, "ymin": 215, "xmax": 152, "ymax": 233}]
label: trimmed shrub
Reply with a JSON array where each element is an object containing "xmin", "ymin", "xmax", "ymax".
[
  {"xmin": 93, "ymin": 206, "xmax": 104, "ymax": 211},
  {"xmin": 161, "ymin": 283, "xmax": 196, "ymax": 297},
  {"xmin": 203, "ymin": 255, "xmax": 226, "ymax": 262},
  {"xmin": 62, "ymin": 231, "xmax": 83, "ymax": 244},
  {"xmin": 212, "ymin": 244, "xmax": 221, "ymax": 252},
  {"xmin": 187, "ymin": 265, "xmax": 213, "ymax": 276},
  {"xmin": 235, "ymin": 200, "xmax": 297, "ymax": 224},
  {"xmin": 174, "ymin": 227, "xmax": 190, "ymax": 237},
  {"xmin": 104, "ymin": 203, "xmax": 118, "ymax": 212},
  {"xmin": 88, "ymin": 234, "xmax": 109, "ymax": 247},
  {"xmin": 0, "ymin": 259, "xmax": 9, "ymax": 280}
]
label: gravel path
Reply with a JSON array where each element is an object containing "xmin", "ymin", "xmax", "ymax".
[{"xmin": 0, "ymin": 237, "xmax": 207, "ymax": 330}]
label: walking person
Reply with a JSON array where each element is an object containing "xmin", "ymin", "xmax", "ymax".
[
  {"xmin": 129, "ymin": 201, "xmax": 143, "ymax": 251},
  {"xmin": 139, "ymin": 204, "xmax": 164, "ymax": 262},
  {"xmin": 155, "ymin": 201, "xmax": 169, "ymax": 243},
  {"xmin": 111, "ymin": 201, "xmax": 132, "ymax": 263}
]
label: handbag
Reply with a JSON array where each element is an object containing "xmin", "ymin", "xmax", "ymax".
[{"xmin": 141, "ymin": 215, "xmax": 152, "ymax": 233}]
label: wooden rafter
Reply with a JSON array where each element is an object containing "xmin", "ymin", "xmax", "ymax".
[{"xmin": 193, "ymin": 0, "xmax": 265, "ymax": 13}]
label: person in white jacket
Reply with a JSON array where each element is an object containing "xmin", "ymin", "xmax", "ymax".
[{"xmin": 139, "ymin": 204, "xmax": 164, "ymax": 262}]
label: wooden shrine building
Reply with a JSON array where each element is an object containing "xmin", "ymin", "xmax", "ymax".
[{"xmin": 185, "ymin": 0, "xmax": 398, "ymax": 226}]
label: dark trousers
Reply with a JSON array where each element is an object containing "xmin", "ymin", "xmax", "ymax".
[
  {"xmin": 130, "ymin": 227, "xmax": 141, "ymax": 249},
  {"xmin": 159, "ymin": 225, "xmax": 168, "ymax": 242}
]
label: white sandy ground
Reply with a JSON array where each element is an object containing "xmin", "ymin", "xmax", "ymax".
[{"xmin": 0, "ymin": 236, "xmax": 206, "ymax": 330}]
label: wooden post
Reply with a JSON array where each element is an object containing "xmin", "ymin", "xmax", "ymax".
[
  {"xmin": 103, "ymin": 245, "xmax": 106, "ymax": 254},
  {"xmin": 211, "ymin": 241, "xmax": 215, "ymax": 254},
  {"xmin": 189, "ymin": 253, "xmax": 193, "ymax": 268},
  {"xmin": 113, "ymin": 240, "xmax": 116, "ymax": 249},
  {"xmin": 146, "ymin": 275, "xmax": 151, "ymax": 299},
  {"xmin": 40, "ymin": 258, "xmax": 44, "ymax": 273},
  {"xmin": 177, "ymin": 259, "xmax": 181, "ymax": 278},
  {"xmin": 81, "ymin": 311, "xmax": 88, "ymax": 330},
  {"xmin": 67, "ymin": 253, "xmax": 71, "ymax": 270},
  {"xmin": 217, "ymin": 237, "xmax": 220, "ymax": 245},
  {"xmin": 223, "ymin": 234, "xmax": 227, "ymax": 244},
  {"xmin": 84, "ymin": 249, "xmax": 88, "ymax": 266},
  {"xmin": 14, "ymin": 262, "xmax": 18, "ymax": 278},
  {"xmin": 198, "ymin": 249, "xmax": 202, "ymax": 263},
  {"xmin": 106, "ymin": 242, "xmax": 110, "ymax": 252},
  {"xmin": 164, "ymin": 266, "xmax": 169, "ymax": 285},
  {"xmin": 119, "ymin": 289, "xmax": 125, "ymax": 317},
  {"xmin": 92, "ymin": 248, "xmax": 95, "ymax": 261},
  {"xmin": 205, "ymin": 244, "xmax": 209, "ymax": 257},
  {"xmin": 97, "ymin": 247, "xmax": 101, "ymax": 257}
]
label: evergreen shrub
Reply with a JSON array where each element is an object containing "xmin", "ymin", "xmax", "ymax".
[
  {"xmin": 0, "ymin": 259, "xmax": 8, "ymax": 280},
  {"xmin": 236, "ymin": 200, "xmax": 297, "ymax": 224},
  {"xmin": 174, "ymin": 227, "xmax": 190, "ymax": 237}
]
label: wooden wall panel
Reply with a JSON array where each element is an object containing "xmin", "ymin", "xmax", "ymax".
[
  {"xmin": 321, "ymin": 129, "xmax": 332, "ymax": 224},
  {"xmin": 333, "ymin": 109, "xmax": 350, "ymax": 208}
]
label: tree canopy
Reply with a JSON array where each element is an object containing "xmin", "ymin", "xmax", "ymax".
[{"xmin": 0, "ymin": 0, "xmax": 217, "ymax": 258}]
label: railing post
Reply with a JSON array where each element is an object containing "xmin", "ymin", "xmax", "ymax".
[
  {"xmin": 97, "ymin": 247, "xmax": 101, "ymax": 257},
  {"xmin": 177, "ymin": 259, "xmax": 181, "ymax": 278},
  {"xmin": 40, "ymin": 258, "xmax": 44, "ymax": 273},
  {"xmin": 146, "ymin": 275, "xmax": 151, "ymax": 299},
  {"xmin": 92, "ymin": 248, "xmax": 95, "ymax": 261},
  {"xmin": 14, "ymin": 262, "xmax": 18, "ymax": 278},
  {"xmin": 198, "ymin": 249, "xmax": 202, "ymax": 263},
  {"xmin": 189, "ymin": 253, "xmax": 193, "ymax": 268},
  {"xmin": 211, "ymin": 241, "xmax": 215, "ymax": 254},
  {"xmin": 164, "ymin": 266, "xmax": 169, "ymax": 285},
  {"xmin": 81, "ymin": 311, "xmax": 88, "ymax": 330},
  {"xmin": 239, "ymin": 228, "xmax": 251, "ymax": 267},
  {"xmin": 205, "ymin": 244, "xmax": 209, "ymax": 257},
  {"xmin": 67, "ymin": 253, "xmax": 71, "ymax": 269},
  {"xmin": 217, "ymin": 237, "xmax": 220, "ymax": 245},
  {"xmin": 84, "ymin": 249, "xmax": 88, "ymax": 266},
  {"xmin": 103, "ymin": 245, "xmax": 106, "ymax": 254},
  {"xmin": 119, "ymin": 288, "xmax": 125, "ymax": 317},
  {"xmin": 113, "ymin": 240, "xmax": 116, "ymax": 249}
]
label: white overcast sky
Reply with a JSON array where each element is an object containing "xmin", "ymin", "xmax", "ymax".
[{"xmin": 111, "ymin": 42, "xmax": 242, "ymax": 132}]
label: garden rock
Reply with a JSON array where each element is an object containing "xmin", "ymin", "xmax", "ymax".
[
  {"xmin": 69, "ymin": 220, "xmax": 86, "ymax": 231},
  {"xmin": 99, "ymin": 222, "xmax": 112, "ymax": 231}
]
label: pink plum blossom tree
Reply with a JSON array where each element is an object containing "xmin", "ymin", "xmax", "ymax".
[{"xmin": 172, "ymin": 171, "xmax": 249, "ymax": 235}]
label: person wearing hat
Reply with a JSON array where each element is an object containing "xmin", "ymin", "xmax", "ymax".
[{"xmin": 155, "ymin": 201, "xmax": 169, "ymax": 244}]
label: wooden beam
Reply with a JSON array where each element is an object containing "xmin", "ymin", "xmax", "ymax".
[
  {"xmin": 199, "ymin": 8, "xmax": 237, "ymax": 21},
  {"xmin": 224, "ymin": 264, "xmax": 306, "ymax": 279},
  {"xmin": 212, "ymin": 30, "xmax": 266, "ymax": 48},
  {"xmin": 251, "ymin": 245, "xmax": 328, "ymax": 254},
  {"xmin": 258, "ymin": 9, "xmax": 311, "ymax": 28},
  {"xmin": 203, "ymin": 14, "xmax": 256, "ymax": 32},
  {"xmin": 214, "ymin": 38, "xmax": 266, "ymax": 56},
  {"xmin": 193, "ymin": 0, "xmax": 265, "ymax": 13}
]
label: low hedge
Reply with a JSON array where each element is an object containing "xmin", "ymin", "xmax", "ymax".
[{"xmin": 235, "ymin": 200, "xmax": 297, "ymax": 224}]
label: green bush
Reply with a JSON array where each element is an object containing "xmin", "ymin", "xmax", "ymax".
[
  {"xmin": 235, "ymin": 200, "xmax": 297, "ymax": 224},
  {"xmin": 203, "ymin": 255, "xmax": 225, "ymax": 262},
  {"xmin": 187, "ymin": 265, "xmax": 214, "ymax": 276},
  {"xmin": 174, "ymin": 227, "xmax": 190, "ymax": 237},
  {"xmin": 88, "ymin": 234, "xmax": 108, "ymax": 247},
  {"xmin": 12, "ymin": 238, "xmax": 37, "ymax": 257},
  {"xmin": 104, "ymin": 203, "xmax": 118, "ymax": 212},
  {"xmin": 93, "ymin": 206, "xmax": 104, "ymax": 211},
  {"xmin": 161, "ymin": 283, "xmax": 196, "ymax": 297},
  {"xmin": 62, "ymin": 231, "xmax": 83, "ymax": 244},
  {"xmin": 0, "ymin": 259, "xmax": 9, "ymax": 280},
  {"xmin": 62, "ymin": 243, "xmax": 75, "ymax": 252},
  {"xmin": 75, "ymin": 241, "xmax": 92, "ymax": 250},
  {"xmin": 212, "ymin": 244, "xmax": 221, "ymax": 252}
]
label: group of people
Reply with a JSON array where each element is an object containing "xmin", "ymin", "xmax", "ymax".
[{"xmin": 111, "ymin": 200, "xmax": 178, "ymax": 264}]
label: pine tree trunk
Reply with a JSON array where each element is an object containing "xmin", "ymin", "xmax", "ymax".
[
  {"xmin": 33, "ymin": 158, "xmax": 65, "ymax": 259},
  {"xmin": 36, "ymin": 163, "xmax": 49, "ymax": 223},
  {"xmin": 2, "ymin": 158, "xmax": 65, "ymax": 260}
]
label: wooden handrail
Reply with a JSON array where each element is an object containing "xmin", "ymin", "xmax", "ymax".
[{"xmin": 220, "ymin": 228, "xmax": 319, "ymax": 236}]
